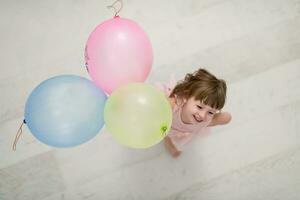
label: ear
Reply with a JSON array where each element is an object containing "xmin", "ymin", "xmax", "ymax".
[
  {"xmin": 181, "ymin": 97, "xmax": 187, "ymax": 105},
  {"xmin": 174, "ymin": 95, "xmax": 186, "ymax": 106}
]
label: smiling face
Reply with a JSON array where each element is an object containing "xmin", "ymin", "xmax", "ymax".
[{"xmin": 180, "ymin": 96, "xmax": 219, "ymax": 124}]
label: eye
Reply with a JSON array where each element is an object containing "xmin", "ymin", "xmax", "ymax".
[
  {"xmin": 208, "ymin": 112, "xmax": 215, "ymax": 115},
  {"xmin": 197, "ymin": 105, "xmax": 203, "ymax": 109}
]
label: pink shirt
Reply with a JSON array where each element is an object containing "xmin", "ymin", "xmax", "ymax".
[
  {"xmin": 156, "ymin": 79, "xmax": 211, "ymax": 151},
  {"xmin": 167, "ymin": 98, "xmax": 211, "ymax": 151}
]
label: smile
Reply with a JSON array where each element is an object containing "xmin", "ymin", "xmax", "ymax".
[{"xmin": 193, "ymin": 115, "xmax": 203, "ymax": 123}]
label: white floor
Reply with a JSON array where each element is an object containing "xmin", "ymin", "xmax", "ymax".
[{"xmin": 1, "ymin": 0, "xmax": 300, "ymax": 199}]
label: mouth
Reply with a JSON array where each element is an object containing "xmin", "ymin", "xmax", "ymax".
[{"xmin": 193, "ymin": 115, "xmax": 203, "ymax": 123}]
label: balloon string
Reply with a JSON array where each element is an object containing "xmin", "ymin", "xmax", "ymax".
[
  {"xmin": 12, "ymin": 120, "xmax": 25, "ymax": 151},
  {"xmin": 107, "ymin": 0, "xmax": 123, "ymax": 16},
  {"xmin": 84, "ymin": 45, "xmax": 89, "ymax": 73}
]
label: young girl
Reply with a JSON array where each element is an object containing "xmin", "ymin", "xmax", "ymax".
[{"xmin": 160, "ymin": 68, "xmax": 231, "ymax": 157}]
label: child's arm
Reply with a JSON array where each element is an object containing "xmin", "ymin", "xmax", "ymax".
[{"xmin": 208, "ymin": 112, "xmax": 232, "ymax": 127}]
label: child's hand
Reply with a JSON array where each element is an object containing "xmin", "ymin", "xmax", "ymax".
[{"xmin": 209, "ymin": 112, "xmax": 232, "ymax": 126}]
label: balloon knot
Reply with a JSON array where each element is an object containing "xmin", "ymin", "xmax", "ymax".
[{"xmin": 161, "ymin": 125, "xmax": 167, "ymax": 137}]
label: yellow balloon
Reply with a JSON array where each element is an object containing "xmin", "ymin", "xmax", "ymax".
[{"xmin": 104, "ymin": 83, "xmax": 172, "ymax": 148}]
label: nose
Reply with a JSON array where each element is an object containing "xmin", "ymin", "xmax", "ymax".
[{"xmin": 197, "ymin": 110, "xmax": 207, "ymax": 120}]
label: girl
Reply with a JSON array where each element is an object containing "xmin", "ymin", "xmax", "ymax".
[{"xmin": 161, "ymin": 68, "xmax": 232, "ymax": 157}]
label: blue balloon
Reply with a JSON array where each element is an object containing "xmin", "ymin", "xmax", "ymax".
[{"xmin": 24, "ymin": 75, "xmax": 107, "ymax": 147}]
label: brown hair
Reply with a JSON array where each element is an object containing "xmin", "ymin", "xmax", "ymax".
[{"xmin": 170, "ymin": 68, "xmax": 227, "ymax": 110}]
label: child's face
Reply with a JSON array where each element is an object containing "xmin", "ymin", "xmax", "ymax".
[{"xmin": 181, "ymin": 96, "xmax": 218, "ymax": 124}]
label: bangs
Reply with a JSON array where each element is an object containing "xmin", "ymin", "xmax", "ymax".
[
  {"xmin": 191, "ymin": 87, "xmax": 226, "ymax": 110},
  {"xmin": 169, "ymin": 69, "xmax": 227, "ymax": 110}
]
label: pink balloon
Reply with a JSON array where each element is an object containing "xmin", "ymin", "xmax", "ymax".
[{"xmin": 85, "ymin": 16, "xmax": 153, "ymax": 94}]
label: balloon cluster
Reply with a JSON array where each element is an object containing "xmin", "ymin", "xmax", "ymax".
[{"xmin": 23, "ymin": 16, "xmax": 172, "ymax": 148}]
